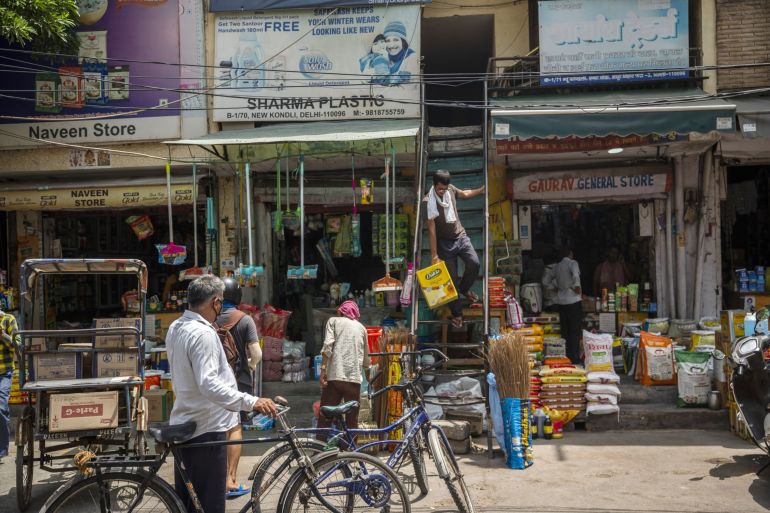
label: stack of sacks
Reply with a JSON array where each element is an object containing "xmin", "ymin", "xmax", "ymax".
[
  {"xmin": 539, "ymin": 364, "xmax": 587, "ymax": 411},
  {"xmin": 262, "ymin": 336, "xmax": 284, "ymax": 381},
  {"xmin": 543, "ymin": 337, "xmax": 566, "ymax": 359},
  {"xmin": 282, "ymin": 340, "xmax": 308, "ymax": 382},
  {"xmin": 583, "ymin": 331, "xmax": 621, "ymax": 414},
  {"xmin": 585, "ymin": 371, "xmax": 621, "ymax": 415},
  {"xmin": 488, "ymin": 276, "xmax": 507, "ymax": 308},
  {"xmin": 512, "ymin": 324, "xmax": 544, "ymax": 354}
]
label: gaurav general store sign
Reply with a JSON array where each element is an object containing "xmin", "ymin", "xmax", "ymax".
[
  {"xmin": 213, "ymin": 5, "xmax": 420, "ymax": 121},
  {"xmin": 0, "ymin": 183, "xmax": 193, "ymax": 211},
  {"xmin": 513, "ymin": 170, "xmax": 671, "ymax": 201}
]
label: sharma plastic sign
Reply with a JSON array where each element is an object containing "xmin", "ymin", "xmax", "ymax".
[
  {"xmin": 538, "ymin": 0, "xmax": 689, "ymax": 85},
  {"xmin": 213, "ymin": 5, "xmax": 421, "ymax": 122}
]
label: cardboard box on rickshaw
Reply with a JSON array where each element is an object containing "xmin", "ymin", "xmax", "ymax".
[{"xmin": 48, "ymin": 391, "xmax": 119, "ymax": 432}]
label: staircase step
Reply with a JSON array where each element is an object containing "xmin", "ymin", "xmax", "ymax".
[
  {"xmin": 586, "ymin": 404, "xmax": 729, "ymax": 431},
  {"xmin": 428, "ymin": 126, "xmax": 483, "ymax": 140},
  {"xmin": 427, "ymin": 156, "xmax": 484, "ymax": 173},
  {"xmin": 616, "ymin": 375, "xmax": 679, "ymax": 405}
]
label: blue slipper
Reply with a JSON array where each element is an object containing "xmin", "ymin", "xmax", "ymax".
[{"xmin": 226, "ymin": 485, "xmax": 250, "ymax": 499}]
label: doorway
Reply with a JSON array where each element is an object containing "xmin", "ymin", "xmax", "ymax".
[{"xmin": 422, "ymin": 14, "xmax": 494, "ymax": 127}]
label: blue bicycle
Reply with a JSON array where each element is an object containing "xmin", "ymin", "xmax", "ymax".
[{"xmin": 251, "ymin": 349, "xmax": 476, "ymax": 513}]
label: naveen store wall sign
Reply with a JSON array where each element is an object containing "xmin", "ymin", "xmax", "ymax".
[
  {"xmin": 538, "ymin": 0, "xmax": 689, "ymax": 86},
  {"xmin": 513, "ymin": 169, "xmax": 671, "ymax": 202},
  {"xmin": 0, "ymin": 184, "xmax": 193, "ymax": 211},
  {"xmin": 0, "ymin": 0, "xmax": 206, "ymax": 148},
  {"xmin": 213, "ymin": 5, "xmax": 421, "ymax": 122}
]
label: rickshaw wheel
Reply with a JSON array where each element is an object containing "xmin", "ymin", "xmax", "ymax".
[{"xmin": 16, "ymin": 406, "xmax": 34, "ymax": 512}]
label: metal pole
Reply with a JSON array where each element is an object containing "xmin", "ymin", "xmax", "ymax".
[
  {"xmin": 192, "ymin": 163, "xmax": 198, "ymax": 267},
  {"xmin": 235, "ymin": 162, "xmax": 243, "ymax": 267},
  {"xmin": 245, "ymin": 161, "xmax": 255, "ymax": 267},
  {"xmin": 483, "ymin": 62, "xmax": 493, "ymax": 460},
  {"xmin": 410, "ymin": 81, "xmax": 427, "ymax": 335},
  {"xmin": 299, "ymin": 154, "xmax": 305, "ymax": 269}
]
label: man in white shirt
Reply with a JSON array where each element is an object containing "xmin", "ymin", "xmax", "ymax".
[
  {"xmin": 167, "ymin": 275, "xmax": 276, "ymax": 513},
  {"xmin": 553, "ymin": 247, "xmax": 583, "ymax": 364}
]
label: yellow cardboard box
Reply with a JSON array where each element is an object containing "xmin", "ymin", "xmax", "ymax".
[
  {"xmin": 721, "ymin": 310, "xmax": 746, "ymax": 342},
  {"xmin": 48, "ymin": 391, "xmax": 119, "ymax": 432},
  {"xmin": 416, "ymin": 261, "xmax": 458, "ymax": 309}
]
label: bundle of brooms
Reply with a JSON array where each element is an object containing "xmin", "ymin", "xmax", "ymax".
[{"xmin": 488, "ymin": 332, "xmax": 531, "ymax": 399}]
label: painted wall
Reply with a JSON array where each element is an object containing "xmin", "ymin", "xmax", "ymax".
[{"xmin": 423, "ymin": 0, "xmax": 531, "ymax": 58}]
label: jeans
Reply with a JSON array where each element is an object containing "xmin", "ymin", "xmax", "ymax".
[
  {"xmin": 0, "ymin": 370, "xmax": 11, "ymax": 457},
  {"xmin": 437, "ymin": 235, "xmax": 480, "ymax": 318},
  {"xmin": 174, "ymin": 431, "xmax": 227, "ymax": 513}
]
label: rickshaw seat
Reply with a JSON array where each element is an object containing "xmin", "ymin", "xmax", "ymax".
[{"xmin": 148, "ymin": 421, "xmax": 197, "ymax": 444}]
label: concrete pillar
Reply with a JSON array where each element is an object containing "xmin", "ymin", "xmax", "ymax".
[{"xmin": 700, "ymin": 0, "xmax": 718, "ymax": 94}]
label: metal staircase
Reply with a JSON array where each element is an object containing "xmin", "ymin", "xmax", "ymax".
[{"xmin": 410, "ymin": 124, "xmax": 493, "ymax": 455}]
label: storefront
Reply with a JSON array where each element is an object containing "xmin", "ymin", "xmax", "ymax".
[
  {"xmin": 0, "ymin": 171, "xmax": 213, "ymax": 333},
  {"xmin": 718, "ymin": 95, "xmax": 770, "ymax": 311}
]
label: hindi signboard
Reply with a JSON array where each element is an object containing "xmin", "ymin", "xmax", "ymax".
[{"xmin": 538, "ymin": 0, "xmax": 689, "ymax": 86}]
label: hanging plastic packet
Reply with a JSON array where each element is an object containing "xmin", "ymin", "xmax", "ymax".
[
  {"xmin": 351, "ymin": 213, "xmax": 362, "ymax": 257},
  {"xmin": 126, "ymin": 215, "xmax": 154, "ymax": 240},
  {"xmin": 360, "ymin": 179, "xmax": 373, "ymax": 204}
]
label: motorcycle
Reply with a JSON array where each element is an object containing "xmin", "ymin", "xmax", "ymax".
[{"xmin": 730, "ymin": 334, "xmax": 770, "ymax": 475}]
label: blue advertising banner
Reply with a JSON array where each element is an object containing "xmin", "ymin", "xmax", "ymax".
[
  {"xmin": 538, "ymin": 0, "xmax": 690, "ymax": 86},
  {"xmin": 210, "ymin": 0, "xmax": 427, "ymax": 12}
]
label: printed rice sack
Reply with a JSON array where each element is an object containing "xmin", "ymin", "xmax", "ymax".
[
  {"xmin": 638, "ymin": 331, "xmax": 676, "ymax": 386},
  {"xmin": 587, "ymin": 371, "xmax": 621, "ymax": 384},
  {"xmin": 540, "ymin": 375, "xmax": 588, "ymax": 384},
  {"xmin": 586, "ymin": 383, "xmax": 621, "ymax": 396},
  {"xmin": 674, "ymin": 350, "xmax": 711, "ymax": 407},
  {"xmin": 583, "ymin": 331, "xmax": 614, "ymax": 373},
  {"xmin": 584, "ymin": 392, "xmax": 618, "ymax": 405},
  {"xmin": 540, "ymin": 366, "xmax": 586, "ymax": 377},
  {"xmin": 586, "ymin": 403, "xmax": 619, "ymax": 415}
]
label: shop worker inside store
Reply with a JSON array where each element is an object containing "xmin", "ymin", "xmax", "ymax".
[
  {"xmin": 593, "ymin": 246, "xmax": 630, "ymax": 295},
  {"xmin": 552, "ymin": 247, "xmax": 583, "ymax": 364},
  {"xmin": 424, "ymin": 169, "xmax": 485, "ymax": 328},
  {"xmin": 166, "ymin": 275, "xmax": 276, "ymax": 513}
]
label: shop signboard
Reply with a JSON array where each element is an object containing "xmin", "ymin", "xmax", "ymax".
[
  {"xmin": 210, "ymin": 0, "xmax": 426, "ymax": 10},
  {"xmin": 538, "ymin": 0, "xmax": 689, "ymax": 86},
  {"xmin": 496, "ymin": 133, "xmax": 688, "ymax": 155},
  {"xmin": 0, "ymin": 0, "xmax": 206, "ymax": 148},
  {"xmin": 213, "ymin": 5, "xmax": 421, "ymax": 122},
  {"xmin": 512, "ymin": 169, "xmax": 671, "ymax": 202},
  {"xmin": 0, "ymin": 183, "xmax": 194, "ymax": 211}
]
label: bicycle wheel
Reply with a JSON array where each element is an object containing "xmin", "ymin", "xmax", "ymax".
[
  {"xmin": 16, "ymin": 406, "xmax": 34, "ymax": 512},
  {"xmin": 41, "ymin": 470, "xmax": 185, "ymax": 513},
  {"xmin": 278, "ymin": 451, "xmax": 411, "ymax": 513},
  {"xmin": 427, "ymin": 428, "xmax": 475, "ymax": 513},
  {"xmin": 250, "ymin": 438, "xmax": 326, "ymax": 513},
  {"xmin": 407, "ymin": 437, "xmax": 429, "ymax": 496}
]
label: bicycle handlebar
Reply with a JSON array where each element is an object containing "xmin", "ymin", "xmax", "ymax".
[{"xmin": 367, "ymin": 348, "xmax": 448, "ymax": 400}]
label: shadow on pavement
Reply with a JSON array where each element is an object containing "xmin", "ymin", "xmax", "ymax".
[{"xmin": 707, "ymin": 454, "xmax": 770, "ymax": 511}]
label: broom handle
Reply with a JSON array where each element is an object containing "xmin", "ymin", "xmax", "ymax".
[
  {"xmin": 391, "ymin": 147, "xmax": 396, "ymax": 261},
  {"xmin": 166, "ymin": 161, "xmax": 174, "ymax": 243}
]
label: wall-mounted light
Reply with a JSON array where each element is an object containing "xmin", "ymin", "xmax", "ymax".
[{"xmin": 607, "ymin": 147, "xmax": 624, "ymax": 154}]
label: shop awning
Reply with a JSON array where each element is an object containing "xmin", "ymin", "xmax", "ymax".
[
  {"xmin": 164, "ymin": 119, "xmax": 420, "ymax": 161},
  {"xmin": 733, "ymin": 95, "xmax": 770, "ymax": 138},
  {"xmin": 490, "ymin": 89, "xmax": 737, "ymax": 140},
  {"xmin": 209, "ymin": 0, "xmax": 427, "ymax": 11}
]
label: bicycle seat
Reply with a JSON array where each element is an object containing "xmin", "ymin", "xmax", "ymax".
[
  {"xmin": 320, "ymin": 401, "xmax": 359, "ymax": 419},
  {"xmin": 148, "ymin": 421, "xmax": 197, "ymax": 444}
]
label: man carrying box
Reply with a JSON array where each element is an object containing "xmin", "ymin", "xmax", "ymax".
[
  {"xmin": 166, "ymin": 276, "xmax": 276, "ymax": 513},
  {"xmin": 0, "ymin": 307, "xmax": 19, "ymax": 463},
  {"xmin": 424, "ymin": 169, "xmax": 485, "ymax": 328}
]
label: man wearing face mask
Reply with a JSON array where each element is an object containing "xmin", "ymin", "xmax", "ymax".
[{"xmin": 166, "ymin": 275, "xmax": 276, "ymax": 513}]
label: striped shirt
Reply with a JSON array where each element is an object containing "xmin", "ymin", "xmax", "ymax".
[{"xmin": 0, "ymin": 311, "xmax": 18, "ymax": 374}]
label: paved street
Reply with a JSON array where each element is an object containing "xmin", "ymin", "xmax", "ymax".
[{"xmin": 0, "ymin": 429, "xmax": 768, "ymax": 513}]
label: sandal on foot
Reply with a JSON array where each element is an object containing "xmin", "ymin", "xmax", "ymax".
[
  {"xmin": 450, "ymin": 316, "xmax": 464, "ymax": 329},
  {"xmin": 465, "ymin": 291, "xmax": 480, "ymax": 303},
  {"xmin": 226, "ymin": 485, "xmax": 250, "ymax": 499}
]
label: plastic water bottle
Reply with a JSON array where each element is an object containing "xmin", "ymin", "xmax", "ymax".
[{"xmin": 313, "ymin": 355, "xmax": 323, "ymax": 380}]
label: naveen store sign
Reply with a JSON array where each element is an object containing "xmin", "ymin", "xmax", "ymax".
[
  {"xmin": 213, "ymin": 5, "xmax": 421, "ymax": 122},
  {"xmin": 513, "ymin": 169, "xmax": 671, "ymax": 202},
  {"xmin": 0, "ymin": 184, "xmax": 193, "ymax": 211}
]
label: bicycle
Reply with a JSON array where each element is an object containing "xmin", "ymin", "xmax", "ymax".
[
  {"xmin": 251, "ymin": 349, "xmax": 476, "ymax": 513},
  {"xmin": 40, "ymin": 397, "xmax": 411, "ymax": 513}
]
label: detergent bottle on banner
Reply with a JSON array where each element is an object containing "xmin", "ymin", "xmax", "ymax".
[{"xmin": 231, "ymin": 33, "xmax": 265, "ymax": 90}]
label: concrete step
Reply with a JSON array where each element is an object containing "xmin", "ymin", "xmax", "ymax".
[
  {"xmin": 616, "ymin": 375, "xmax": 679, "ymax": 405},
  {"xmin": 586, "ymin": 404, "xmax": 729, "ymax": 431}
]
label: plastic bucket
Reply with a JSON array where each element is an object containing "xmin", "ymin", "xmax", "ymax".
[
  {"xmin": 145, "ymin": 370, "xmax": 163, "ymax": 390},
  {"xmin": 366, "ymin": 327, "xmax": 383, "ymax": 362}
]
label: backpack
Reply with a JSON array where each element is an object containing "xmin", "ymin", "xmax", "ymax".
[{"xmin": 216, "ymin": 310, "xmax": 246, "ymax": 376}]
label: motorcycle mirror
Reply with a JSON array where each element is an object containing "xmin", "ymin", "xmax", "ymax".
[{"xmin": 733, "ymin": 336, "xmax": 762, "ymax": 365}]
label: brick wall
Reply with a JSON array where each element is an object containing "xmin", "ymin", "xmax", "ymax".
[{"xmin": 716, "ymin": 0, "xmax": 770, "ymax": 91}]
